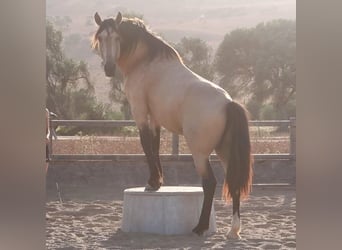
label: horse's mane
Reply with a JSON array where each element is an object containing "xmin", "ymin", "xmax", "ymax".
[
  {"xmin": 120, "ymin": 18, "xmax": 181, "ymax": 61},
  {"xmin": 92, "ymin": 17, "xmax": 182, "ymax": 62}
]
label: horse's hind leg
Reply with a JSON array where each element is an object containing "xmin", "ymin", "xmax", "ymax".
[
  {"xmin": 138, "ymin": 124, "xmax": 163, "ymax": 190},
  {"xmin": 216, "ymin": 146, "xmax": 242, "ymax": 239},
  {"xmin": 192, "ymin": 157, "xmax": 217, "ymax": 236},
  {"xmin": 227, "ymin": 191, "xmax": 241, "ymax": 239}
]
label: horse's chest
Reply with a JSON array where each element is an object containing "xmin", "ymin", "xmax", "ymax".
[{"xmin": 124, "ymin": 81, "xmax": 142, "ymax": 106}]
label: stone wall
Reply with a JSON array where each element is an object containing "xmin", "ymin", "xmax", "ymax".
[{"xmin": 47, "ymin": 158, "xmax": 295, "ymax": 199}]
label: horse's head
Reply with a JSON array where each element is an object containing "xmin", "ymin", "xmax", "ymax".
[{"xmin": 92, "ymin": 12, "xmax": 122, "ymax": 77}]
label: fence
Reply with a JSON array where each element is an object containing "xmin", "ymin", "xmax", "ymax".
[{"xmin": 49, "ymin": 118, "xmax": 296, "ymax": 162}]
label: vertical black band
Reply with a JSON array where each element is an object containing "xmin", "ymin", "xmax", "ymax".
[
  {"xmin": 232, "ymin": 191, "xmax": 240, "ymax": 218},
  {"xmin": 139, "ymin": 124, "xmax": 163, "ymax": 188}
]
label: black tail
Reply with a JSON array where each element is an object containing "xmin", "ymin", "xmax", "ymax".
[{"xmin": 222, "ymin": 101, "xmax": 253, "ymax": 203}]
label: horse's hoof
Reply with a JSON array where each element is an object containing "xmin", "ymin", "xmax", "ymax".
[
  {"xmin": 192, "ymin": 225, "xmax": 208, "ymax": 236},
  {"xmin": 227, "ymin": 230, "xmax": 241, "ymax": 240},
  {"xmin": 144, "ymin": 184, "xmax": 160, "ymax": 191}
]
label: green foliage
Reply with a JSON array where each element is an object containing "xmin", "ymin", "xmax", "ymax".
[
  {"xmin": 46, "ymin": 21, "xmax": 93, "ymax": 117},
  {"xmin": 174, "ymin": 37, "xmax": 214, "ymax": 80},
  {"xmin": 259, "ymin": 104, "xmax": 277, "ymax": 120},
  {"xmin": 246, "ymin": 97, "xmax": 262, "ymax": 120},
  {"xmin": 108, "ymin": 71, "xmax": 132, "ymax": 120},
  {"xmin": 259, "ymin": 101, "xmax": 295, "ymax": 121},
  {"xmin": 47, "ymin": 16, "xmax": 72, "ymax": 32},
  {"xmin": 215, "ymin": 19, "xmax": 296, "ymax": 119}
]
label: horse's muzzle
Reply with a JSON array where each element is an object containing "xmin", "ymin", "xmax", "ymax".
[{"xmin": 104, "ymin": 62, "xmax": 116, "ymax": 77}]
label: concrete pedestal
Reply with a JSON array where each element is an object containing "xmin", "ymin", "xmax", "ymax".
[{"xmin": 121, "ymin": 186, "xmax": 216, "ymax": 235}]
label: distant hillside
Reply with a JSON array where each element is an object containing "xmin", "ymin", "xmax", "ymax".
[{"xmin": 46, "ymin": 0, "xmax": 296, "ymax": 106}]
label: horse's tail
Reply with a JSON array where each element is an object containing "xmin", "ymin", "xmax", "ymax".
[{"xmin": 222, "ymin": 101, "xmax": 253, "ymax": 203}]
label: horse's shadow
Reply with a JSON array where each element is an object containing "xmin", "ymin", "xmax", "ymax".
[
  {"xmin": 100, "ymin": 228, "xmax": 208, "ymax": 249},
  {"xmin": 100, "ymin": 228, "xmax": 289, "ymax": 249}
]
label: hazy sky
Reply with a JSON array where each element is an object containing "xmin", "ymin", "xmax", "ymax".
[{"xmin": 47, "ymin": 0, "xmax": 296, "ymax": 48}]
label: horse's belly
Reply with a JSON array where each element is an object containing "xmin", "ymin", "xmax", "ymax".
[
  {"xmin": 150, "ymin": 108, "xmax": 183, "ymax": 135},
  {"xmin": 161, "ymin": 120, "xmax": 183, "ymax": 135},
  {"xmin": 148, "ymin": 85, "xmax": 185, "ymax": 134}
]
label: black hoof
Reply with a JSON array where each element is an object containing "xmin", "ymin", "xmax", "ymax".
[
  {"xmin": 144, "ymin": 184, "xmax": 160, "ymax": 191},
  {"xmin": 192, "ymin": 224, "xmax": 208, "ymax": 236}
]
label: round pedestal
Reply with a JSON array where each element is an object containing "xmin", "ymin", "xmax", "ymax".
[{"xmin": 121, "ymin": 186, "xmax": 216, "ymax": 235}]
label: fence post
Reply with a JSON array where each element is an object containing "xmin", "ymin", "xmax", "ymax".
[
  {"xmin": 48, "ymin": 118, "xmax": 53, "ymax": 159},
  {"xmin": 289, "ymin": 117, "xmax": 296, "ymax": 158},
  {"xmin": 172, "ymin": 133, "xmax": 179, "ymax": 155}
]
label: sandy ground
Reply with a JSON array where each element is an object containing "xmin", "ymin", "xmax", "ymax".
[{"xmin": 46, "ymin": 184, "xmax": 295, "ymax": 249}]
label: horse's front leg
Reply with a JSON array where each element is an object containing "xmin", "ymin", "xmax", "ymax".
[
  {"xmin": 152, "ymin": 126, "xmax": 163, "ymax": 186},
  {"xmin": 138, "ymin": 124, "xmax": 163, "ymax": 191}
]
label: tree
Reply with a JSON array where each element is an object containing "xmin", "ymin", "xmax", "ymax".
[
  {"xmin": 46, "ymin": 21, "xmax": 92, "ymax": 119},
  {"xmin": 47, "ymin": 16, "xmax": 72, "ymax": 32},
  {"xmin": 174, "ymin": 37, "xmax": 214, "ymax": 81},
  {"xmin": 46, "ymin": 21, "xmax": 118, "ymax": 134},
  {"xmin": 215, "ymin": 19, "xmax": 296, "ymax": 119},
  {"xmin": 108, "ymin": 70, "xmax": 132, "ymax": 120}
]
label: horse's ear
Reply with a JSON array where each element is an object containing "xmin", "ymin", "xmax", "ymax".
[
  {"xmin": 115, "ymin": 12, "xmax": 122, "ymax": 28},
  {"xmin": 94, "ymin": 12, "xmax": 102, "ymax": 26}
]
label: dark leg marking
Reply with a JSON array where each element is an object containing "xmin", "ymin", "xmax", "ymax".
[
  {"xmin": 192, "ymin": 160, "xmax": 217, "ymax": 236},
  {"xmin": 139, "ymin": 125, "xmax": 162, "ymax": 190},
  {"xmin": 232, "ymin": 190, "xmax": 240, "ymax": 218},
  {"xmin": 227, "ymin": 190, "xmax": 241, "ymax": 239},
  {"xmin": 152, "ymin": 126, "xmax": 163, "ymax": 184}
]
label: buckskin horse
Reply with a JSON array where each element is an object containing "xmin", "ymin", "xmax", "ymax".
[{"xmin": 91, "ymin": 12, "xmax": 253, "ymax": 239}]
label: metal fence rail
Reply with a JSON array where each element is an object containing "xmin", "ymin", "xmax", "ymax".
[{"xmin": 49, "ymin": 118, "xmax": 296, "ymax": 162}]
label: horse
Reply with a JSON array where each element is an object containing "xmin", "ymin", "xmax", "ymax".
[{"xmin": 91, "ymin": 12, "xmax": 253, "ymax": 239}]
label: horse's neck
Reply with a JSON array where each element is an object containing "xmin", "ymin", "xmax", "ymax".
[{"xmin": 117, "ymin": 42, "xmax": 148, "ymax": 76}]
